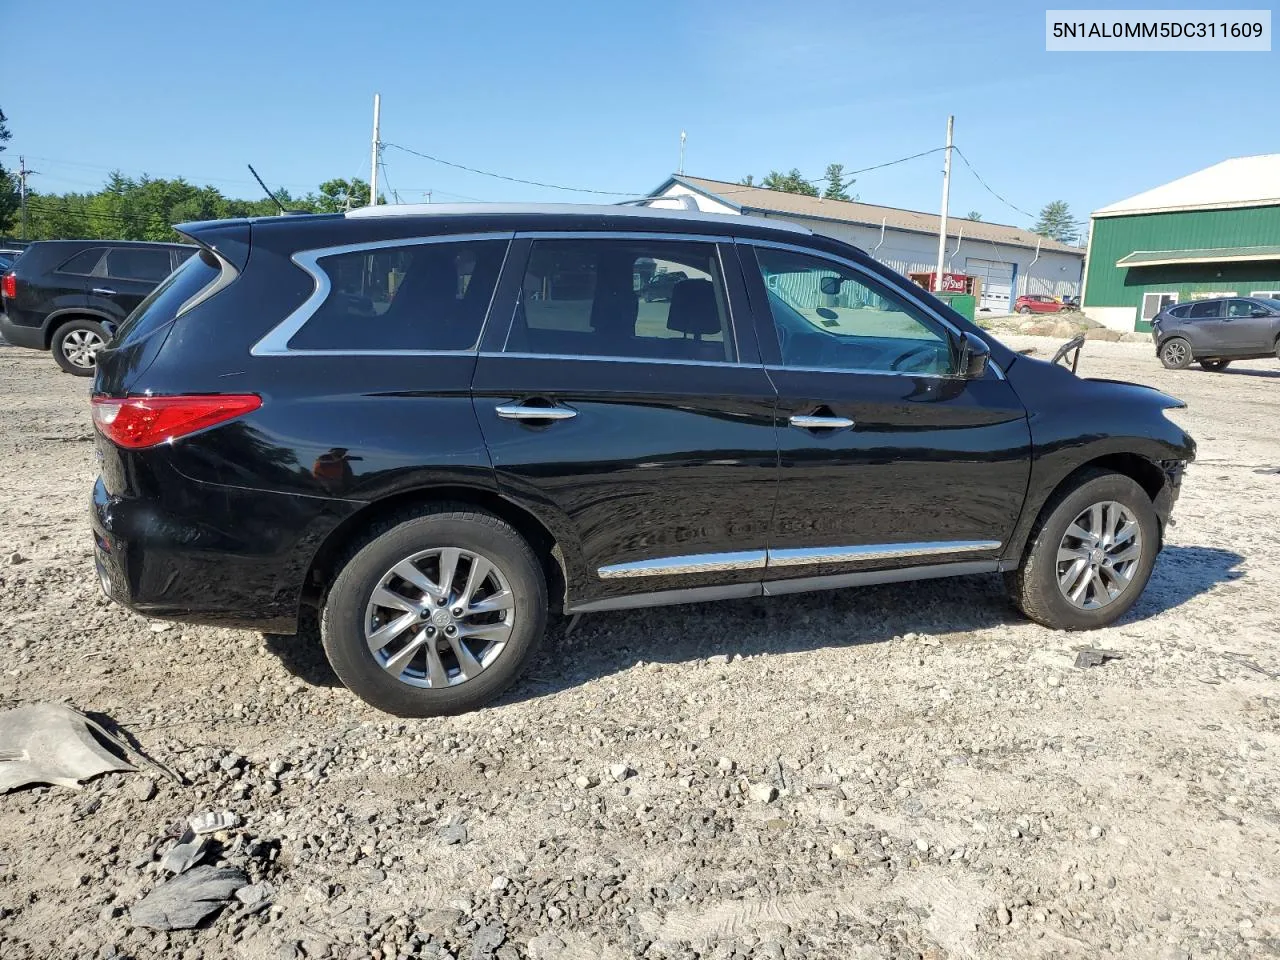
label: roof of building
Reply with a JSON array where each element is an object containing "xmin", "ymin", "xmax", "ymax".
[
  {"xmin": 651, "ymin": 175, "xmax": 1085, "ymax": 256},
  {"xmin": 1116, "ymin": 244, "xmax": 1280, "ymax": 269},
  {"xmin": 1094, "ymin": 155, "xmax": 1280, "ymax": 218}
]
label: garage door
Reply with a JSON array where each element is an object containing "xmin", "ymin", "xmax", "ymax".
[{"xmin": 966, "ymin": 257, "xmax": 1015, "ymax": 313}]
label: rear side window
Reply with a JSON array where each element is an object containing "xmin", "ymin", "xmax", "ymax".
[
  {"xmin": 57, "ymin": 248, "xmax": 107, "ymax": 275},
  {"xmin": 104, "ymin": 248, "xmax": 175, "ymax": 282},
  {"xmin": 1167, "ymin": 305, "xmax": 1191, "ymax": 318},
  {"xmin": 1187, "ymin": 300, "xmax": 1222, "ymax": 320},
  {"xmin": 111, "ymin": 250, "xmax": 222, "ymax": 345},
  {"xmin": 288, "ymin": 239, "xmax": 509, "ymax": 352},
  {"xmin": 505, "ymin": 238, "xmax": 735, "ymax": 363}
]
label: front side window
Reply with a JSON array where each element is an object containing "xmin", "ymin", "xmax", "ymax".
[
  {"xmin": 753, "ymin": 247, "xmax": 954, "ymax": 375},
  {"xmin": 104, "ymin": 248, "xmax": 175, "ymax": 282},
  {"xmin": 288, "ymin": 238, "xmax": 508, "ymax": 351},
  {"xmin": 1227, "ymin": 299, "xmax": 1257, "ymax": 318},
  {"xmin": 1188, "ymin": 300, "xmax": 1222, "ymax": 320},
  {"xmin": 505, "ymin": 239, "xmax": 735, "ymax": 362}
]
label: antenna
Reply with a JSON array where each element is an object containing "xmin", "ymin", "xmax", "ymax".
[{"xmin": 247, "ymin": 164, "xmax": 287, "ymax": 215}]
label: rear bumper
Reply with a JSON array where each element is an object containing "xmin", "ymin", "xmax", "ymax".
[
  {"xmin": 91, "ymin": 474, "xmax": 358, "ymax": 633},
  {"xmin": 0, "ymin": 311, "xmax": 45, "ymax": 349}
]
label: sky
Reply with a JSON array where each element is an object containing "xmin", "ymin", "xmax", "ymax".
[{"xmin": 5, "ymin": 0, "xmax": 1278, "ymax": 232}]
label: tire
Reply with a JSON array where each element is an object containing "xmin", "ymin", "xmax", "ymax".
[
  {"xmin": 1159, "ymin": 337, "xmax": 1192, "ymax": 369},
  {"xmin": 1017, "ymin": 306, "xmax": 1032, "ymax": 314},
  {"xmin": 321, "ymin": 505, "xmax": 547, "ymax": 716},
  {"xmin": 1198, "ymin": 359, "xmax": 1230, "ymax": 371},
  {"xmin": 52, "ymin": 319, "xmax": 109, "ymax": 377},
  {"xmin": 1005, "ymin": 469, "xmax": 1159, "ymax": 631}
]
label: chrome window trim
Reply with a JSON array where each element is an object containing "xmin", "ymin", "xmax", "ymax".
[
  {"xmin": 738, "ymin": 238, "xmax": 1008, "ymax": 381},
  {"xmin": 504, "ymin": 231, "xmax": 742, "ymax": 364},
  {"xmin": 599, "ymin": 550, "xmax": 767, "ymax": 579},
  {"xmin": 249, "ymin": 231, "xmax": 515, "ymax": 357},
  {"xmin": 175, "ymin": 251, "xmax": 239, "ymax": 320},
  {"xmin": 766, "ymin": 540, "xmax": 1001, "ymax": 568},
  {"xmin": 596, "ymin": 540, "xmax": 1001, "ymax": 579},
  {"xmin": 480, "ymin": 351, "xmax": 742, "ymax": 369}
]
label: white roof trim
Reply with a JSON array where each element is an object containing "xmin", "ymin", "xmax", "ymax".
[{"xmin": 1093, "ymin": 154, "xmax": 1280, "ymax": 218}]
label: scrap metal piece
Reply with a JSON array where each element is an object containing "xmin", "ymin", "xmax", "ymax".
[
  {"xmin": 1075, "ymin": 648, "xmax": 1123, "ymax": 669},
  {"xmin": 0, "ymin": 704, "xmax": 135, "ymax": 793},
  {"xmin": 130, "ymin": 865, "xmax": 248, "ymax": 931},
  {"xmin": 160, "ymin": 827, "xmax": 210, "ymax": 874},
  {"xmin": 189, "ymin": 811, "xmax": 242, "ymax": 835}
]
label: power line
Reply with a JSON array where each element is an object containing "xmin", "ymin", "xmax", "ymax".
[
  {"xmin": 952, "ymin": 147, "xmax": 1037, "ymax": 222},
  {"xmin": 382, "ymin": 142, "xmax": 636, "ymax": 196}
]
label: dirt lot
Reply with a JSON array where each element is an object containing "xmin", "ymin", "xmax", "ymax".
[{"xmin": 1, "ymin": 337, "xmax": 1277, "ymax": 960}]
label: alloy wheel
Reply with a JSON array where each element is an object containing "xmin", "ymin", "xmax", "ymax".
[
  {"xmin": 1055, "ymin": 501, "xmax": 1143, "ymax": 610},
  {"xmin": 1161, "ymin": 340, "xmax": 1188, "ymax": 368},
  {"xmin": 62, "ymin": 329, "xmax": 105, "ymax": 369},
  {"xmin": 363, "ymin": 547, "xmax": 515, "ymax": 688}
]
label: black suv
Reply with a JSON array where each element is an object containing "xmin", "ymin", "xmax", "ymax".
[
  {"xmin": 1, "ymin": 240, "xmax": 192, "ymax": 375},
  {"xmin": 90, "ymin": 204, "xmax": 1195, "ymax": 716},
  {"xmin": 1152, "ymin": 296, "xmax": 1280, "ymax": 371}
]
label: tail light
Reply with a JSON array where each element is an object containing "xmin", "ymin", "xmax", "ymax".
[
  {"xmin": 91, "ymin": 394, "xmax": 262, "ymax": 449},
  {"xmin": 2, "ymin": 272, "xmax": 15, "ymax": 299}
]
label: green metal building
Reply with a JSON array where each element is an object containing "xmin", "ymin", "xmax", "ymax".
[{"xmin": 1082, "ymin": 155, "xmax": 1280, "ymax": 332}]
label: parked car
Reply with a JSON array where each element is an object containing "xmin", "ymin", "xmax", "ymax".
[
  {"xmin": 1, "ymin": 240, "xmax": 193, "ymax": 375},
  {"xmin": 641, "ymin": 269, "xmax": 688, "ymax": 302},
  {"xmin": 1015, "ymin": 294, "xmax": 1066, "ymax": 314},
  {"xmin": 1060, "ymin": 296, "xmax": 1081, "ymax": 312},
  {"xmin": 1152, "ymin": 296, "xmax": 1280, "ymax": 370},
  {"xmin": 0, "ymin": 248, "xmax": 23, "ymax": 273},
  {"xmin": 90, "ymin": 204, "xmax": 1195, "ymax": 716}
]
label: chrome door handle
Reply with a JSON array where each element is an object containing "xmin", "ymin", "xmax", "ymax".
[
  {"xmin": 495, "ymin": 403, "xmax": 578, "ymax": 421},
  {"xmin": 91, "ymin": 287, "xmax": 117, "ymax": 296},
  {"xmin": 789, "ymin": 414, "xmax": 855, "ymax": 430}
]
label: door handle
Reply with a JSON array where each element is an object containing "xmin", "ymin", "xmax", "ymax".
[
  {"xmin": 789, "ymin": 414, "xmax": 855, "ymax": 430},
  {"xmin": 495, "ymin": 403, "xmax": 578, "ymax": 422},
  {"xmin": 91, "ymin": 287, "xmax": 118, "ymax": 296}
]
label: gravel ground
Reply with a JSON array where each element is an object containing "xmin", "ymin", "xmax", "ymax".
[{"xmin": 1, "ymin": 336, "xmax": 1278, "ymax": 960}]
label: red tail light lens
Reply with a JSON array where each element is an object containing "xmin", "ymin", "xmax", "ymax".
[
  {"xmin": 2, "ymin": 272, "xmax": 15, "ymax": 299},
  {"xmin": 91, "ymin": 394, "xmax": 262, "ymax": 449}
]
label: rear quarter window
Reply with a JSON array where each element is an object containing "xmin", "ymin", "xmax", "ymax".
[
  {"xmin": 111, "ymin": 250, "xmax": 223, "ymax": 345},
  {"xmin": 57, "ymin": 248, "xmax": 108, "ymax": 275}
]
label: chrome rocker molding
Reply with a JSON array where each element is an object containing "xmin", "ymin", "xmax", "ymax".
[
  {"xmin": 598, "ymin": 550, "xmax": 768, "ymax": 579},
  {"xmin": 767, "ymin": 540, "xmax": 1001, "ymax": 567},
  {"xmin": 568, "ymin": 559, "xmax": 1000, "ymax": 614}
]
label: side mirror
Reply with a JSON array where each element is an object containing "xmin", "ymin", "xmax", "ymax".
[
  {"xmin": 958, "ymin": 331, "xmax": 991, "ymax": 380},
  {"xmin": 1251, "ymin": 307, "xmax": 1269, "ymax": 317},
  {"xmin": 819, "ymin": 276, "xmax": 843, "ymax": 296}
]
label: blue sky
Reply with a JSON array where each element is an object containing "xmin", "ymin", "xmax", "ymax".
[{"xmin": 6, "ymin": 0, "xmax": 1277, "ymax": 229}]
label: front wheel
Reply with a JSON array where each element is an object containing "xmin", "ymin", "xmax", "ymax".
[
  {"xmin": 1199, "ymin": 359, "xmax": 1230, "ymax": 371},
  {"xmin": 52, "ymin": 319, "xmax": 108, "ymax": 376},
  {"xmin": 1159, "ymin": 337, "xmax": 1192, "ymax": 369},
  {"xmin": 321, "ymin": 506, "xmax": 547, "ymax": 716},
  {"xmin": 1005, "ymin": 470, "xmax": 1159, "ymax": 630}
]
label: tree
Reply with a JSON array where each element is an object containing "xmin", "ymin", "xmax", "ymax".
[
  {"xmin": 761, "ymin": 168, "xmax": 817, "ymax": 197},
  {"xmin": 1033, "ymin": 200, "xmax": 1078, "ymax": 244},
  {"xmin": 966, "ymin": 210, "xmax": 983, "ymax": 221},
  {"xmin": 0, "ymin": 108, "xmax": 17, "ymax": 235},
  {"xmin": 822, "ymin": 163, "xmax": 851, "ymax": 201},
  {"xmin": 738, "ymin": 174, "xmax": 755, "ymax": 187}
]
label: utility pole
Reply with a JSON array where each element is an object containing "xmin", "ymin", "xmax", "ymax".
[
  {"xmin": 678, "ymin": 131, "xmax": 686, "ymax": 175},
  {"xmin": 18, "ymin": 155, "xmax": 35, "ymax": 240},
  {"xmin": 934, "ymin": 115, "xmax": 954, "ymax": 293},
  {"xmin": 368, "ymin": 93, "xmax": 381, "ymax": 208}
]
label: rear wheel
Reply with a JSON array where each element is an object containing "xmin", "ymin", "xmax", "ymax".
[
  {"xmin": 52, "ymin": 319, "xmax": 108, "ymax": 376},
  {"xmin": 1159, "ymin": 337, "xmax": 1192, "ymax": 369},
  {"xmin": 1017, "ymin": 305, "xmax": 1032, "ymax": 314},
  {"xmin": 1199, "ymin": 359, "xmax": 1230, "ymax": 371},
  {"xmin": 1006, "ymin": 470, "xmax": 1159, "ymax": 630},
  {"xmin": 321, "ymin": 505, "xmax": 547, "ymax": 716}
]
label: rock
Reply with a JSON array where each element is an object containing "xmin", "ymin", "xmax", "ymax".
[
  {"xmin": 830, "ymin": 841, "xmax": 857, "ymax": 860},
  {"xmin": 914, "ymin": 838, "xmax": 929, "ymax": 852},
  {"xmin": 439, "ymin": 823, "xmax": 468, "ymax": 846},
  {"xmin": 997, "ymin": 905, "xmax": 1011, "ymax": 925},
  {"xmin": 1084, "ymin": 327, "xmax": 1122, "ymax": 342},
  {"xmin": 131, "ymin": 777, "xmax": 157, "ymax": 802},
  {"xmin": 574, "ymin": 774, "xmax": 599, "ymax": 790},
  {"xmin": 490, "ymin": 875, "xmax": 509, "ymax": 892},
  {"xmin": 1089, "ymin": 824, "xmax": 1104, "ymax": 839},
  {"xmin": 469, "ymin": 922, "xmax": 506, "ymax": 960},
  {"xmin": 748, "ymin": 782, "xmax": 778, "ymax": 804},
  {"xmin": 268, "ymin": 759, "xmax": 287, "ymax": 776},
  {"xmin": 526, "ymin": 933, "xmax": 565, "ymax": 959},
  {"xmin": 130, "ymin": 865, "xmax": 248, "ymax": 931},
  {"xmin": 716, "ymin": 758, "xmax": 736, "ymax": 774},
  {"xmin": 608, "ymin": 764, "xmax": 635, "ymax": 782},
  {"xmin": 7, "ymin": 551, "xmax": 25, "ymax": 565},
  {"xmin": 235, "ymin": 881, "xmax": 275, "ymax": 912}
]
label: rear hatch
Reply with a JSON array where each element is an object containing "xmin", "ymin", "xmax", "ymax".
[{"xmin": 93, "ymin": 221, "xmax": 249, "ymax": 396}]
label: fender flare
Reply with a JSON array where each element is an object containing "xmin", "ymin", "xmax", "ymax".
[{"xmin": 41, "ymin": 308, "xmax": 116, "ymax": 348}]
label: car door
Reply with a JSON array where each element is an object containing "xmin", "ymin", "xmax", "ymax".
[
  {"xmin": 738, "ymin": 240, "xmax": 1032, "ymax": 585},
  {"xmin": 89, "ymin": 247, "xmax": 177, "ymax": 323},
  {"xmin": 1223, "ymin": 299, "xmax": 1275, "ymax": 353},
  {"xmin": 1183, "ymin": 298, "xmax": 1226, "ymax": 351},
  {"xmin": 471, "ymin": 233, "xmax": 779, "ymax": 612}
]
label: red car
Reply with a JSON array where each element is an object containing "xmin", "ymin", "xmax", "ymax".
[{"xmin": 1015, "ymin": 294, "xmax": 1066, "ymax": 314}]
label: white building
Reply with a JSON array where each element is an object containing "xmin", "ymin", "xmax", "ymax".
[{"xmin": 645, "ymin": 175, "xmax": 1086, "ymax": 313}]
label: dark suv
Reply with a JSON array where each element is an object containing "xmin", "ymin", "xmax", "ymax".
[
  {"xmin": 1152, "ymin": 296, "xmax": 1280, "ymax": 370},
  {"xmin": 1, "ymin": 240, "xmax": 192, "ymax": 375},
  {"xmin": 90, "ymin": 204, "xmax": 1195, "ymax": 716}
]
